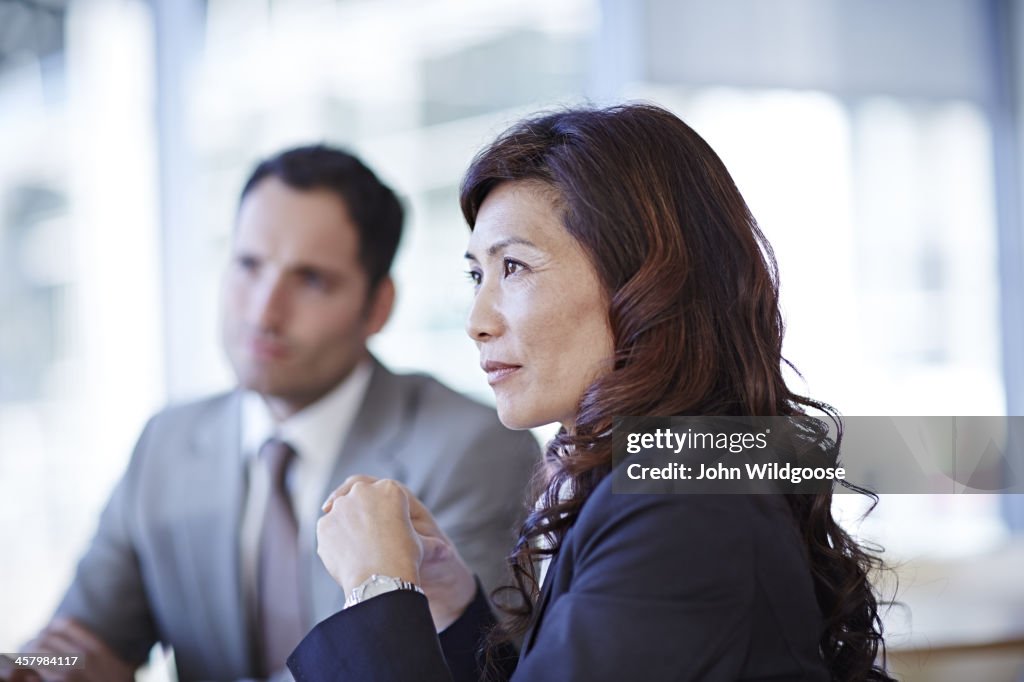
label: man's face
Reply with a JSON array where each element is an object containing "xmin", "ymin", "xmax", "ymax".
[{"xmin": 222, "ymin": 177, "xmax": 392, "ymax": 418}]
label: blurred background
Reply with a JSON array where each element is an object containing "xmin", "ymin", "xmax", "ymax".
[{"xmin": 0, "ymin": 0, "xmax": 1022, "ymax": 679}]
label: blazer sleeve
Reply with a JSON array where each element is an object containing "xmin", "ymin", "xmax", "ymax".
[
  {"xmin": 49, "ymin": 418, "xmax": 160, "ymax": 666},
  {"xmin": 288, "ymin": 583, "xmax": 506, "ymax": 682},
  {"xmin": 511, "ymin": 494, "xmax": 758, "ymax": 681}
]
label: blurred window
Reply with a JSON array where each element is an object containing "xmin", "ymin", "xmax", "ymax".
[
  {"xmin": 0, "ymin": 0, "xmax": 164, "ymax": 646},
  {"xmin": 641, "ymin": 85, "xmax": 1007, "ymax": 558}
]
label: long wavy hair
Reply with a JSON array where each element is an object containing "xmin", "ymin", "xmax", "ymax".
[{"xmin": 460, "ymin": 103, "xmax": 893, "ymax": 681}]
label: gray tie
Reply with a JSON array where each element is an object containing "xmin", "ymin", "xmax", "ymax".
[{"xmin": 257, "ymin": 438, "xmax": 305, "ymax": 675}]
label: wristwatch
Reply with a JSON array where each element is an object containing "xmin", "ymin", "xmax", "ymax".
[{"xmin": 344, "ymin": 574, "xmax": 425, "ymax": 608}]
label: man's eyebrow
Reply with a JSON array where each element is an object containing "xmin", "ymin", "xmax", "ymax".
[
  {"xmin": 465, "ymin": 236, "xmax": 539, "ymax": 261},
  {"xmin": 289, "ymin": 261, "xmax": 342, "ymax": 276}
]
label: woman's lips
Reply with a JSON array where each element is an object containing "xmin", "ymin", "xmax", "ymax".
[{"xmin": 482, "ymin": 361, "xmax": 522, "ymax": 385}]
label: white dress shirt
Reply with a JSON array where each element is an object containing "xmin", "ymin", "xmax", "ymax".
[
  {"xmin": 535, "ymin": 460, "xmax": 570, "ymax": 588},
  {"xmin": 238, "ymin": 360, "xmax": 373, "ymax": 628}
]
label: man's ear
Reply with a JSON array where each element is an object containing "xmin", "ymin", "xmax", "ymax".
[{"xmin": 364, "ymin": 276, "xmax": 395, "ymax": 336}]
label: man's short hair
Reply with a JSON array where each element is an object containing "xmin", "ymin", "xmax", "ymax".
[{"xmin": 240, "ymin": 144, "xmax": 404, "ymax": 289}]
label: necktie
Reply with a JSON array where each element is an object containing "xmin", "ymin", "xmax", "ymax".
[{"xmin": 257, "ymin": 438, "xmax": 305, "ymax": 675}]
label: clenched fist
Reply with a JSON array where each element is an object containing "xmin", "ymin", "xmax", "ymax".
[{"xmin": 320, "ymin": 476, "xmax": 477, "ymax": 630}]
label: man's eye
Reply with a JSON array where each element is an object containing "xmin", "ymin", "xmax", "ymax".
[
  {"xmin": 237, "ymin": 255, "xmax": 259, "ymax": 272},
  {"xmin": 301, "ymin": 271, "xmax": 327, "ymax": 289},
  {"xmin": 503, "ymin": 258, "xmax": 525, "ymax": 277}
]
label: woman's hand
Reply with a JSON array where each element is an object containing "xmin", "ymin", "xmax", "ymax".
[
  {"xmin": 322, "ymin": 476, "xmax": 478, "ymax": 631},
  {"xmin": 317, "ymin": 477, "xmax": 422, "ymax": 596}
]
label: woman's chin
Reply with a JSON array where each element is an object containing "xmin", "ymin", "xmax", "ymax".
[
  {"xmin": 496, "ymin": 404, "xmax": 546, "ymax": 431},
  {"xmin": 496, "ymin": 412, "xmax": 536, "ymax": 431},
  {"xmin": 495, "ymin": 406, "xmax": 569, "ymax": 434}
]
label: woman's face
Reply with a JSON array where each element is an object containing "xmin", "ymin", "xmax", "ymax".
[{"xmin": 465, "ymin": 181, "xmax": 615, "ymax": 430}]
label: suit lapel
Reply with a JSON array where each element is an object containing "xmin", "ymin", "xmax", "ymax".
[
  {"xmin": 308, "ymin": 360, "xmax": 413, "ymax": 622},
  {"xmin": 522, "ymin": 516, "xmax": 583, "ymax": 657},
  {"xmin": 175, "ymin": 392, "xmax": 253, "ymax": 672},
  {"xmin": 521, "ymin": 547, "xmax": 561, "ymax": 656}
]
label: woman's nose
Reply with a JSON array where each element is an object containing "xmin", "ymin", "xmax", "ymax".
[{"xmin": 465, "ymin": 282, "xmax": 504, "ymax": 342}]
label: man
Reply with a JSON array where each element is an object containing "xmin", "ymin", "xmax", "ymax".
[{"xmin": 20, "ymin": 146, "xmax": 539, "ymax": 682}]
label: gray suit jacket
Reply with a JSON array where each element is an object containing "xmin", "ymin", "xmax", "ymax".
[{"xmin": 53, "ymin": 361, "xmax": 539, "ymax": 681}]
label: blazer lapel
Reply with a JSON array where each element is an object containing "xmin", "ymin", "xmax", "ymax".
[
  {"xmin": 521, "ymin": 547, "xmax": 561, "ymax": 656},
  {"xmin": 522, "ymin": 517, "xmax": 583, "ymax": 657},
  {"xmin": 308, "ymin": 360, "xmax": 413, "ymax": 622},
  {"xmin": 175, "ymin": 392, "xmax": 253, "ymax": 672}
]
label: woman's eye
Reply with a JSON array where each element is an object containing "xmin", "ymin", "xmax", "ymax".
[
  {"xmin": 503, "ymin": 258, "xmax": 525, "ymax": 277},
  {"xmin": 466, "ymin": 270, "xmax": 482, "ymax": 286}
]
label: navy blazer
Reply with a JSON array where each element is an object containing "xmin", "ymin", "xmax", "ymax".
[{"xmin": 289, "ymin": 475, "xmax": 830, "ymax": 681}]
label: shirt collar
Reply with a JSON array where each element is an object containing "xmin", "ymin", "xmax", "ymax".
[{"xmin": 241, "ymin": 359, "xmax": 374, "ymax": 467}]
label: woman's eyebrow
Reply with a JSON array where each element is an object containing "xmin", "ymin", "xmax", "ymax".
[{"xmin": 465, "ymin": 236, "xmax": 539, "ymax": 261}]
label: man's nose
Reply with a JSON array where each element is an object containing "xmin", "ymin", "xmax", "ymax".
[{"xmin": 250, "ymin": 274, "xmax": 289, "ymax": 330}]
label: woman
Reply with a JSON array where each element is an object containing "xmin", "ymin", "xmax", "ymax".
[{"xmin": 288, "ymin": 104, "xmax": 892, "ymax": 681}]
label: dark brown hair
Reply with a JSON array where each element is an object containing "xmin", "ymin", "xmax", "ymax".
[
  {"xmin": 460, "ymin": 103, "xmax": 892, "ymax": 681},
  {"xmin": 240, "ymin": 144, "xmax": 403, "ymax": 289}
]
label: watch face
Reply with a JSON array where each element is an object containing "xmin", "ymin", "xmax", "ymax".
[{"xmin": 361, "ymin": 575, "xmax": 399, "ymax": 599}]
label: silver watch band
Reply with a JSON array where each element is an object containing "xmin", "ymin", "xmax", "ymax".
[{"xmin": 344, "ymin": 574, "xmax": 425, "ymax": 609}]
